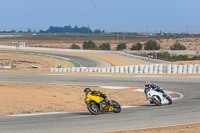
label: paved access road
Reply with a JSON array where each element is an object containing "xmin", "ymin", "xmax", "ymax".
[
  {"xmin": 0, "ymin": 74, "xmax": 200, "ymax": 133},
  {"xmin": 0, "ymin": 50, "xmax": 110, "ymax": 67}
]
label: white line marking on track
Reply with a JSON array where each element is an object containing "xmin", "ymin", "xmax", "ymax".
[
  {"xmin": 100, "ymin": 86, "xmax": 131, "ymax": 89},
  {"xmin": 87, "ymin": 75, "xmax": 112, "ymax": 77},
  {"xmin": 9, "ymin": 111, "xmax": 87, "ymax": 117}
]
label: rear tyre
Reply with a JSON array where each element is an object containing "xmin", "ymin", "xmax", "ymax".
[
  {"xmin": 167, "ymin": 96, "xmax": 173, "ymax": 105},
  {"xmin": 152, "ymin": 95, "xmax": 162, "ymax": 106},
  {"xmin": 111, "ymin": 100, "xmax": 121, "ymax": 113},
  {"xmin": 87, "ymin": 102, "xmax": 100, "ymax": 115}
]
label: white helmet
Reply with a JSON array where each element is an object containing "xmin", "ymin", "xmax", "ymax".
[{"xmin": 145, "ymin": 81, "xmax": 151, "ymax": 87}]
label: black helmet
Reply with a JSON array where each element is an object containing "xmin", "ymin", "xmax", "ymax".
[{"xmin": 84, "ymin": 88, "xmax": 91, "ymax": 94}]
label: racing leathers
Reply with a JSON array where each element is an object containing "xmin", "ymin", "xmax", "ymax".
[
  {"xmin": 89, "ymin": 90, "xmax": 110, "ymax": 112},
  {"xmin": 145, "ymin": 84, "xmax": 166, "ymax": 98}
]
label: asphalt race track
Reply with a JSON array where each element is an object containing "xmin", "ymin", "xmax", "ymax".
[
  {"xmin": 0, "ymin": 50, "xmax": 110, "ymax": 67},
  {"xmin": 0, "ymin": 74, "xmax": 200, "ymax": 133}
]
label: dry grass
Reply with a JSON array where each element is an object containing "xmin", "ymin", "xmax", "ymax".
[{"xmin": 0, "ymin": 83, "xmax": 145, "ymax": 115}]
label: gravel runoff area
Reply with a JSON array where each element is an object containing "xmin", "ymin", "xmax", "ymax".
[{"xmin": 0, "ymin": 83, "xmax": 145, "ymax": 115}]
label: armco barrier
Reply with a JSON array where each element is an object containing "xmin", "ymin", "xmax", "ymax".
[{"xmin": 50, "ymin": 64, "xmax": 200, "ymax": 74}]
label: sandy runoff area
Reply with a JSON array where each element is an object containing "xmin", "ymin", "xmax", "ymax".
[
  {"xmin": 0, "ymin": 53, "xmax": 74, "ymax": 69},
  {"xmin": 0, "ymin": 83, "xmax": 145, "ymax": 115}
]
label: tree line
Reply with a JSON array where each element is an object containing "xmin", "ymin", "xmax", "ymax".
[
  {"xmin": 0, "ymin": 26, "xmax": 105, "ymax": 34},
  {"xmin": 148, "ymin": 51, "xmax": 200, "ymax": 61},
  {"xmin": 70, "ymin": 40, "xmax": 187, "ymax": 51},
  {"xmin": 40, "ymin": 25, "xmax": 105, "ymax": 34}
]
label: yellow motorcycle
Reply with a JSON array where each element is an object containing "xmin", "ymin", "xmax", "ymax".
[{"xmin": 85, "ymin": 93, "xmax": 121, "ymax": 115}]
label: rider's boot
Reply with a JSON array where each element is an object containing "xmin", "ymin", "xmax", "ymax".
[
  {"xmin": 109, "ymin": 99, "xmax": 113, "ymax": 106},
  {"xmin": 105, "ymin": 98, "xmax": 112, "ymax": 106},
  {"xmin": 99, "ymin": 101, "xmax": 103, "ymax": 113},
  {"xmin": 162, "ymin": 92, "xmax": 169, "ymax": 98},
  {"xmin": 150, "ymin": 99, "xmax": 154, "ymax": 104}
]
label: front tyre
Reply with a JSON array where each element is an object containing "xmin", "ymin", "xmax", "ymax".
[
  {"xmin": 87, "ymin": 102, "xmax": 100, "ymax": 115},
  {"xmin": 111, "ymin": 100, "xmax": 121, "ymax": 113},
  {"xmin": 152, "ymin": 95, "xmax": 162, "ymax": 106}
]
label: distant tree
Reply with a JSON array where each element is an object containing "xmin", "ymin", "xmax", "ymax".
[
  {"xmin": 70, "ymin": 44, "xmax": 80, "ymax": 49},
  {"xmin": 98, "ymin": 43, "xmax": 111, "ymax": 50},
  {"xmin": 144, "ymin": 40, "xmax": 160, "ymax": 50},
  {"xmin": 27, "ymin": 28, "xmax": 32, "ymax": 33},
  {"xmin": 117, "ymin": 43, "xmax": 127, "ymax": 50},
  {"xmin": 170, "ymin": 42, "xmax": 186, "ymax": 50},
  {"xmin": 131, "ymin": 42, "xmax": 142, "ymax": 50},
  {"xmin": 82, "ymin": 40, "xmax": 97, "ymax": 50}
]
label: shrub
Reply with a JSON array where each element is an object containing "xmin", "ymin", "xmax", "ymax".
[
  {"xmin": 170, "ymin": 42, "xmax": 186, "ymax": 50},
  {"xmin": 144, "ymin": 40, "xmax": 160, "ymax": 50},
  {"xmin": 70, "ymin": 44, "xmax": 80, "ymax": 49},
  {"xmin": 98, "ymin": 43, "xmax": 111, "ymax": 50},
  {"xmin": 131, "ymin": 42, "xmax": 142, "ymax": 50},
  {"xmin": 82, "ymin": 40, "xmax": 97, "ymax": 50},
  {"xmin": 117, "ymin": 43, "xmax": 127, "ymax": 50}
]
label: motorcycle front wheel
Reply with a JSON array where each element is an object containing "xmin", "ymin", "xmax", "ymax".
[
  {"xmin": 87, "ymin": 102, "xmax": 100, "ymax": 115},
  {"xmin": 152, "ymin": 95, "xmax": 162, "ymax": 106},
  {"xmin": 111, "ymin": 100, "xmax": 121, "ymax": 113}
]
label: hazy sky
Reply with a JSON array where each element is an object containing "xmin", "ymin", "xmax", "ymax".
[{"xmin": 0, "ymin": 0, "xmax": 200, "ymax": 33}]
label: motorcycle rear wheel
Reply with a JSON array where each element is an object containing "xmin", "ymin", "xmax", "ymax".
[
  {"xmin": 111, "ymin": 100, "xmax": 121, "ymax": 113},
  {"xmin": 166, "ymin": 96, "xmax": 173, "ymax": 104},
  {"xmin": 87, "ymin": 102, "xmax": 100, "ymax": 115}
]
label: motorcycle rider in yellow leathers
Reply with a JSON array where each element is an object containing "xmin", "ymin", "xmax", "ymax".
[{"xmin": 84, "ymin": 88, "xmax": 111, "ymax": 112}]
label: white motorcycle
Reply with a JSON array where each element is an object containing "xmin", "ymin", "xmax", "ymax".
[{"xmin": 145, "ymin": 88, "xmax": 172, "ymax": 106}]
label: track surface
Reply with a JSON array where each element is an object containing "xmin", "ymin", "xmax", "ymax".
[
  {"xmin": 0, "ymin": 74, "xmax": 200, "ymax": 133},
  {"xmin": 0, "ymin": 50, "xmax": 110, "ymax": 67}
]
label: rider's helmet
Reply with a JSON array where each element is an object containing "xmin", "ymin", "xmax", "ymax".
[
  {"xmin": 145, "ymin": 81, "xmax": 151, "ymax": 88},
  {"xmin": 84, "ymin": 88, "xmax": 91, "ymax": 95}
]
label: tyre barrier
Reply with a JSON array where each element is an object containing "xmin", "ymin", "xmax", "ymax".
[{"xmin": 50, "ymin": 64, "xmax": 200, "ymax": 74}]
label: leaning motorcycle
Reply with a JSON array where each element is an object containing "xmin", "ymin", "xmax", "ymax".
[
  {"xmin": 85, "ymin": 93, "xmax": 121, "ymax": 115},
  {"xmin": 145, "ymin": 88, "xmax": 172, "ymax": 106}
]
